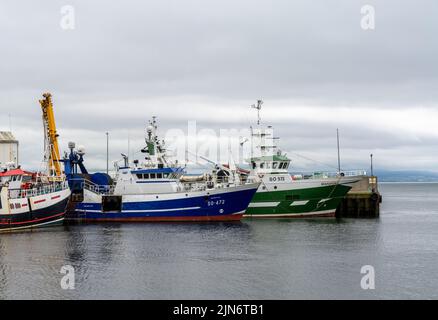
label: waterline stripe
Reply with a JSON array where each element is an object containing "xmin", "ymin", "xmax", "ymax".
[
  {"xmin": 0, "ymin": 217, "xmax": 64, "ymax": 232},
  {"xmin": 248, "ymin": 202, "xmax": 280, "ymax": 208}
]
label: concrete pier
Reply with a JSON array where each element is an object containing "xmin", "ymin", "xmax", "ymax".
[{"xmin": 336, "ymin": 176, "xmax": 382, "ymax": 218}]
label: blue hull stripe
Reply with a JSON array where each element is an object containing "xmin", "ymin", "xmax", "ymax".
[
  {"xmin": 70, "ymin": 187, "xmax": 257, "ymax": 220},
  {"xmin": 77, "ymin": 206, "xmax": 201, "ymax": 213}
]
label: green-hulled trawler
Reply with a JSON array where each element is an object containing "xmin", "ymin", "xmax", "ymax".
[{"xmin": 243, "ymin": 101, "xmax": 364, "ymax": 218}]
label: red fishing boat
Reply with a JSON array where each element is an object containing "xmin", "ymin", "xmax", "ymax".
[{"xmin": 0, "ymin": 93, "xmax": 71, "ymax": 232}]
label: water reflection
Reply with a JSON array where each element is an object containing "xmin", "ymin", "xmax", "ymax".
[
  {"xmin": 0, "ymin": 239, "xmax": 8, "ymax": 299},
  {"xmin": 0, "ymin": 184, "xmax": 437, "ymax": 299}
]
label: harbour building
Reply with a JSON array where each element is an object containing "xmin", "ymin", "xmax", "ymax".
[{"xmin": 0, "ymin": 131, "xmax": 19, "ymax": 168}]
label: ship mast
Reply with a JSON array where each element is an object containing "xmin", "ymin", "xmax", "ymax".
[
  {"xmin": 249, "ymin": 100, "xmax": 282, "ymax": 159},
  {"xmin": 249, "ymin": 100, "xmax": 261, "ymax": 159},
  {"xmin": 39, "ymin": 93, "xmax": 62, "ymax": 177},
  {"xmin": 143, "ymin": 116, "xmax": 169, "ymax": 167}
]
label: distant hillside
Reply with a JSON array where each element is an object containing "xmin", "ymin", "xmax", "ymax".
[
  {"xmin": 375, "ymin": 170, "xmax": 438, "ymax": 182},
  {"xmin": 83, "ymin": 167, "xmax": 438, "ymax": 183}
]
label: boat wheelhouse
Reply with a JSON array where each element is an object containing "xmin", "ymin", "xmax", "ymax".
[
  {"xmin": 116, "ymin": 167, "xmax": 185, "ymax": 195},
  {"xmin": 0, "ymin": 168, "xmax": 33, "ymax": 186},
  {"xmin": 250, "ymin": 155, "xmax": 291, "ymax": 173}
]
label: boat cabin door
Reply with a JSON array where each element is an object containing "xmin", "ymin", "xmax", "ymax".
[{"xmin": 102, "ymin": 195, "xmax": 122, "ymax": 212}]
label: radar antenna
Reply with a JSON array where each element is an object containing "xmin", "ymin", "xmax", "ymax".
[{"xmin": 251, "ymin": 100, "xmax": 263, "ymax": 125}]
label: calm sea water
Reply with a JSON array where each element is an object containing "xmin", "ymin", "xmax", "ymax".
[{"xmin": 1, "ymin": 183, "xmax": 437, "ymax": 300}]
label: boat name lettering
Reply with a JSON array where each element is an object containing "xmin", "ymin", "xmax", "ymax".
[
  {"xmin": 269, "ymin": 176, "xmax": 285, "ymax": 182},
  {"xmin": 207, "ymin": 200, "xmax": 225, "ymax": 206}
]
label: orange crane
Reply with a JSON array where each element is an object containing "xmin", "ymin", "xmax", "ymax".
[{"xmin": 39, "ymin": 93, "xmax": 62, "ymax": 177}]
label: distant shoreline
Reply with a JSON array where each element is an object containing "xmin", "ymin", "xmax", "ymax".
[{"xmin": 379, "ymin": 181, "xmax": 438, "ymax": 184}]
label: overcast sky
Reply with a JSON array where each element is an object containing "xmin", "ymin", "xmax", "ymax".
[{"xmin": 1, "ymin": 0, "xmax": 438, "ymax": 172}]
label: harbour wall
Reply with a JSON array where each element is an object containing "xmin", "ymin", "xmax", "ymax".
[{"xmin": 336, "ymin": 176, "xmax": 382, "ymax": 218}]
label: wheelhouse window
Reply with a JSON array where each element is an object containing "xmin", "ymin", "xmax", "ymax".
[
  {"xmin": 252, "ymin": 162, "xmax": 256, "ymax": 169},
  {"xmin": 163, "ymin": 173, "xmax": 169, "ymax": 178},
  {"xmin": 157, "ymin": 173, "xmax": 163, "ymax": 179},
  {"xmin": 273, "ymin": 162, "xmax": 278, "ymax": 169},
  {"xmin": 150, "ymin": 173, "xmax": 156, "ymax": 179},
  {"xmin": 260, "ymin": 162, "xmax": 265, "ymax": 169}
]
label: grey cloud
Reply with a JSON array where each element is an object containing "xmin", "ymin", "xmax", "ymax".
[{"xmin": 1, "ymin": 0, "xmax": 438, "ymax": 172}]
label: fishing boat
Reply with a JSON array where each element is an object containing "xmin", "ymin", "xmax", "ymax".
[
  {"xmin": 65, "ymin": 117, "xmax": 259, "ymax": 222},
  {"xmin": 0, "ymin": 93, "xmax": 71, "ymax": 231},
  {"xmin": 241, "ymin": 100, "xmax": 365, "ymax": 218}
]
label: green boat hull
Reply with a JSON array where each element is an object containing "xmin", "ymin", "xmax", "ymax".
[{"xmin": 244, "ymin": 184, "xmax": 352, "ymax": 218}]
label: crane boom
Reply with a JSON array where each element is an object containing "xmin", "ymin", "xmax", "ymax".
[{"xmin": 39, "ymin": 93, "xmax": 62, "ymax": 177}]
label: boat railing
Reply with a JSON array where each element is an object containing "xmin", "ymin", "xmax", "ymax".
[
  {"xmin": 179, "ymin": 178, "xmax": 245, "ymax": 192},
  {"xmin": 9, "ymin": 180, "xmax": 69, "ymax": 199},
  {"xmin": 180, "ymin": 181, "xmax": 208, "ymax": 192},
  {"xmin": 292, "ymin": 169, "xmax": 367, "ymax": 180},
  {"xmin": 82, "ymin": 179, "xmax": 114, "ymax": 195}
]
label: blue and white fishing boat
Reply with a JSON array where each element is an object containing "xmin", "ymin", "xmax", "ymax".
[{"xmin": 65, "ymin": 118, "xmax": 259, "ymax": 222}]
